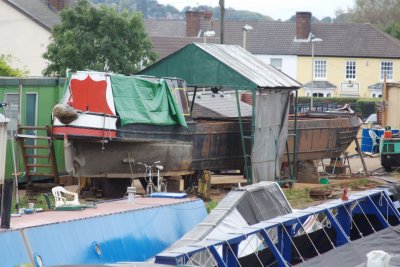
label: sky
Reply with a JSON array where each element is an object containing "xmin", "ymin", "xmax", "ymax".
[{"xmin": 156, "ymin": 0, "xmax": 355, "ymax": 20}]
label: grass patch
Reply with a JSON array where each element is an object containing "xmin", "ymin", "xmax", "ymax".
[
  {"xmin": 283, "ymin": 188, "xmax": 314, "ymax": 209},
  {"xmin": 347, "ymin": 178, "xmax": 373, "ymax": 188},
  {"xmin": 11, "ymin": 194, "xmax": 54, "ymax": 213},
  {"xmin": 205, "ymin": 199, "xmax": 218, "ymax": 214}
]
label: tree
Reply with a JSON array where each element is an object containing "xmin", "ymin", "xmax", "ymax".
[
  {"xmin": 385, "ymin": 21, "xmax": 400, "ymax": 39},
  {"xmin": 346, "ymin": 0, "xmax": 400, "ymax": 28},
  {"xmin": 0, "ymin": 55, "xmax": 27, "ymax": 77},
  {"xmin": 321, "ymin": 17, "xmax": 333, "ymax": 23},
  {"xmin": 43, "ymin": 0, "xmax": 157, "ymax": 76}
]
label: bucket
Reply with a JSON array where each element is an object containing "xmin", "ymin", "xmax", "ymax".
[
  {"xmin": 127, "ymin": 187, "xmax": 136, "ymax": 204},
  {"xmin": 319, "ymin": 177, "xmax": 329, "ymax": 184},
  {"xmin": 383, "ymin": 130, "xmax": 392, "ymax": 138}
]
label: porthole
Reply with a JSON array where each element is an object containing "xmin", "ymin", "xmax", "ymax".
[
  {"xmin": 34, "ymin": 253, "xmax": 43, "ymax": 267},
  {"xmin": 93, "ymin": 241, "xmax": 102, "ymax": 257}
]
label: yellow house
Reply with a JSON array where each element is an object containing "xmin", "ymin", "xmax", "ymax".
[{"xmin": 293, "ymin": 12, "xmax": 400, "ymax": 98}]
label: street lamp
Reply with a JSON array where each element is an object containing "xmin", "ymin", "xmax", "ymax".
[
  {"xmin": 203, "ymin": 30, "xmax": 216, "ymax": 43},
  {"xmin": 310, "ymin": 36, "xmax": 323, "ymax": 110},
  {"xmin": 242, "ymin": 24, "xmax": 253, "ymax": 50}
]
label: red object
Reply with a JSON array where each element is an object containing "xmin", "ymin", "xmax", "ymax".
[
  {"xmin": 384, "ymin": 130, "xmax": 393, "ymax": 138},
  {"xmin": 53, "ymin": 126, "xmax": 116, "ymax": 139},
  {"xmin": 69, "ymin": 76, "xmax": 114, "ymax": 115},
  {"xmin": 341, "ymin": 188, "xmax": 349, "ymax": 201}
]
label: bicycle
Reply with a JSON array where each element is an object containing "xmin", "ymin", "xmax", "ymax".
[{"xmin": 138, "ymin": 161, "xmax": 167, "ymax": 195}]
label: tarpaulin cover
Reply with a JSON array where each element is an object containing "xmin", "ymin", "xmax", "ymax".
[
  {"xmin": 252, "ymin": 91, "xmax": 290, "ymax": 182},
  {"xmin": 110, "ymin": 75, "xmax": 187, "ymax": 127},
  {"xmin": 297, "ymin": 225, "xmax": 400, "ymax": 267}
]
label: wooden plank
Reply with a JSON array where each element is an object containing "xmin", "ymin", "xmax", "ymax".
[
  {"xmin": 27, "ymin": 164, "xmax": 52, "ymax": 168},
  {"xmin": 23, "ymin": 145, "xmax": 50, "ymax": 149},
  {"xmin": 16, "ymin": 134, "xmax": 51, "ymax": 140},
  {"xmin": 25, "ymin": 173, "xmax": 55, "ymax": 177},
  {"xmin": 25, "ymin": 155, "xmax": 49, "ymax": 159}
]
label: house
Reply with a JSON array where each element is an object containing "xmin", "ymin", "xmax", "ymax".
[
  {"xmin": 146, "ymin": 11, "xmax": 400, "ymax": 98},
  {"xmin": 0, "ymin": 0, "xmax": 72, "ymax": 76}
]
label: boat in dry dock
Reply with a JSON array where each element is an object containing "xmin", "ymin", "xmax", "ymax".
[
  {"xmin": 51, "ymin": 71, "xmax": 251, "ymax": 195},
  {"xmin": 285, "ymin": 111, "xmax": 362, "ymax": 162}
]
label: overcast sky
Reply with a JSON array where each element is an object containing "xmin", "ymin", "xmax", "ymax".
[{"xmin": 156, "ymin": 0, "xmax": 355, "ymax": 20}]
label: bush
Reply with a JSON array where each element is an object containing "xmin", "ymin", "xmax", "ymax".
[
  {"xmin": 355, "ymin": 98, "xmax": 380, "ymax": 119},
  {"xmin": 295, "ymin": 97, "xmax": 380, "ymax": 119}
]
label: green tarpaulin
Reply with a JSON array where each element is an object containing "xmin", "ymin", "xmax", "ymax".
[{"xmin": 110, "ymin": 75, "xmax": 187, "ymax": 127}]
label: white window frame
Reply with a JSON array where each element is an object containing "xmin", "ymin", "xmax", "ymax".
[
  {"xmin": 313, "ymin": 59, "xmax": 327, "ymax": 80},
  {"xmin": 381, "ymin": 61, "xmax": 393, "ymax": 80},
  {"xmin": 345, "ymin": 60, "xmax": 356, "ymax": 80}
]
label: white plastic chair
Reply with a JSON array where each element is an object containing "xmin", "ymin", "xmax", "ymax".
[
  {"xmin": 52, "ymin": 186, "xmax": 80, "ymax": 207},
  {"xmin": 369, "ymin": 130, "xmax": 380, "ymax": 153}
]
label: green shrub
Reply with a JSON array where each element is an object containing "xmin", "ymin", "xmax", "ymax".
[{"xmin": 355, "ymin": 98, "xmax": 380, "ymax": 119}]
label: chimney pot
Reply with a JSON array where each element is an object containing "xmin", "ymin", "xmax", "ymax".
[
  {"xmin": 186, "ymin": 10, "xmax": 202, "ymax": 37},
  {"xmin": 296, "ymin": 12, "xmax": 311, "ymax": 40}
]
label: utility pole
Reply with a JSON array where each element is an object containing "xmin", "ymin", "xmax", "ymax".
[{"xmin": 219, "ymin": 0, "xmax": 225, "ymax": 44}]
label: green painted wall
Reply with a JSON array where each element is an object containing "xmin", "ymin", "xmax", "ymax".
[{"xmin": 0, "ymin": 78, "xmax": 65, "ymax": 182}]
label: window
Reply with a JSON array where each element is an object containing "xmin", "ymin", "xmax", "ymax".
[
  {"xmin": 2, "ymin": 94, "xmax": 19, "ymax": 137},
  {"xmin": 346, "ymin": 61, "xmax": 356, "ymax": 79},
  {"xmin": 381, "ymin": 61, "xmax": 393, "ymax": 80},
  {"xmin": 270, "ymin": 58, "xmax": 282, "ymax": 70},
  {"xmin": 314, "ymin": 59, "xmax": 326, "ymax": 79}
]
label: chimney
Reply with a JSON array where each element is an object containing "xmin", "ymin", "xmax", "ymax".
[
  {"xmin": 186, "ymin": 10, "xmax": 202, "ymax": 37},
  {"xmin": 202, "ymin": 11, "xmax": 212, "ymax": 21},
  {"xmin": 296, "ymin": 12, "xmax": 311, "ymax": 40},
  {"xmin": 48, "ymin": 0, "xmax": 74, "ymax": 11}
]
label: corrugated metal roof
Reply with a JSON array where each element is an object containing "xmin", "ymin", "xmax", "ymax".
[
  {"xmin": 194, "ymin": 43, "xmax": 301, "ymax": 88},
  {"xmin": 190, "ymin": 92, "xmax": 252, "ymax": 118}
]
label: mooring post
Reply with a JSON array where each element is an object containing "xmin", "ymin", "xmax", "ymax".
[{"xmin": 1, "ymin": 179, "xmax": 13, "ymax": 228}]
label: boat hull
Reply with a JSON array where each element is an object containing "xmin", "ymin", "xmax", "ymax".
[
  {"xmin": 59, "ymin": 120, "xmax": 250, "ymax": 178},
  {"xmin": 284, "ymin": 113, "xmax": 361, "ymax": 162}
]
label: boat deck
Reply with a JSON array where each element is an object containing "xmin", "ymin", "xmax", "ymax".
[{"xmin": 4, "ymin": 196, "xmax": 194, "ymax": 230}]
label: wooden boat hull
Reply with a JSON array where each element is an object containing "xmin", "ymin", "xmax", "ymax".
[{"xmin": 284, "ymin": 113, "xmax": 361, "ymax": 162}]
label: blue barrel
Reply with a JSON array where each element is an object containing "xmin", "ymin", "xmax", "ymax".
[{"xmin": 361, "ymin": 128, "xmax": 384, "ymax": 153}]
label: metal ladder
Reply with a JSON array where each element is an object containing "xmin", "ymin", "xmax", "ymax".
[
  {"xmin": 235, "ymin": 90, "xmax": 255, "ymax": 184},
  {"xmin": 16, "ymin": 126, "xmax": 59, "ymax": 186}
]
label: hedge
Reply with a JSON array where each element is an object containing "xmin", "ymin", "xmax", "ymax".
[{"xmin": 296, "ymin": 97, "xmax": 381, "ymax": 119}]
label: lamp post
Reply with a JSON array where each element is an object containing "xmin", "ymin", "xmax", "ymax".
[
  {"xmin": 242, "ymin": 24, "xmax": 253, "ymax": 50},
  {"xmin": 203, "ymin": 30, "xmax": 216, "ymax": 43},
  {"xmin": 310, "ymin": 36, "xmax": 323, "ymax": 110}
]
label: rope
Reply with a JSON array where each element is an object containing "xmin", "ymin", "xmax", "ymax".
[
  {"xmin": 279, "ymin": 222, "xmax": 305, "ymax": 263},
  {"xmin": 378, "ymin": 193, "xmax": 400, "ymax": 223},
  {"xmin": 243, "ymin": 234, "xmax": 264, "ymax": 266},
  {"xmin": 327, "ymin": 209, "xmax": 351, "ymax": 243},
  {"xmin": 354, "ymin": 199, "xmax": 377, "ymax": 234},
  {"xmin": 224, "ymin": 241, "xmax": 242, "ymax": 267},
  {"xmin": 339, "ymin": 203, "xmax": 364, "ymax": 238},
  {"xmin": 312, "ymin": 213, "xmax": 336, "ymax": 250},
  {"xmin": 293, "ymin": 217, "xmax": 320, "ymax": 256}
]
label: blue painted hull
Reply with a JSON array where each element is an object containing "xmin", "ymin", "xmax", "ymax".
[{"xmin": 0, "ymin": 199, "xmax": 206, "ymax": 266}]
